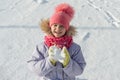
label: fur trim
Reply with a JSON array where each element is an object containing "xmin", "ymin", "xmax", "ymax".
[
  {"xmin": 39, "ymin": 19, "xmax": 77, "ymax": 36},
  {"xmin": 39, "ymin": 19, "xmax": 52, "ymax": 36},
  {"xmin": 66, "ymin": 25, "xmax": 77, "ymax": 36}
]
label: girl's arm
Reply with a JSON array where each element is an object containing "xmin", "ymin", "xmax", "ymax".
[
  {"xmin": 27, "ymin": 44, "xmax": 55, "ymax": 76},
  {"xmin": 63, "ymin": 45, "xmax": 86, "ymax": 77}
]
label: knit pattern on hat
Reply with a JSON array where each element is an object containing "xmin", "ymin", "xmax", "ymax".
[
  {"xmin": 55, "ymin": 3, "xmax": 74, "ymax": 21},
  {"xmin": 50, "ymin": 3, "xmax": 74, "ymax": 30}
]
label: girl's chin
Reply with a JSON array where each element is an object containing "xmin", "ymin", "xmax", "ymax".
[
  {"xmin": 54, "ymin": 35, "xmax": 61, "ymax": 37},
  {"xmin": 54, "ymin": 34, "xmax": 61, "ymax": 37}
]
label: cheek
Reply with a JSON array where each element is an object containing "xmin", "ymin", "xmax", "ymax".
[
  {"xmin": 62, "ymin": 30, "xmax": 66, "ymax": 34},
  {"xmin": 63, "ymin": 29, "xmax": 66, "ymax": 32},
  {"xmin": 51, "ymin": 27, "xmax": 54, "ymax": 32}
]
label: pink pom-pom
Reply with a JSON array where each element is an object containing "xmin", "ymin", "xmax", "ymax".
[{"xmin": 55, "ymin": 3, "xmax": 74, "ymax": 20}]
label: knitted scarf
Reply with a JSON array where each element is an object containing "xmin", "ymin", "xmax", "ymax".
[{"xmin": 44, "ymin": 36, "xmax": 73, "ymax": 48}]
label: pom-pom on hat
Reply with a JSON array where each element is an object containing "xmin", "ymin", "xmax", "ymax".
[{"xmin": 50, "ymin": 3, "xmax": 74, "ymax": 30}]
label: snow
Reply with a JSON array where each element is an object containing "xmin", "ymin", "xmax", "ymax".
[{"xmin": 0, "ymin": 0, "xmax": 120, "ymax": 80}]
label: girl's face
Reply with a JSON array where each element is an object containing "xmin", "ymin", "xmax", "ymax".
[{"xmin": 51, "ymin": 24, "xmax": 66, "ymax": 37}]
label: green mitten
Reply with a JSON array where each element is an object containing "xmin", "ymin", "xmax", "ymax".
[
  {"xmin": 59, "ymin": 47, "xmax": 70, "ymax": 67},
  {"xmin": 48, "ymin": 46, "xmax": 57, "ymax": 66}
]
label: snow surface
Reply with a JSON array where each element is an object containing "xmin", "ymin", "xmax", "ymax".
[{"xmin": 0, "ymin": 0, "xmax": 120, "ymax": 80}]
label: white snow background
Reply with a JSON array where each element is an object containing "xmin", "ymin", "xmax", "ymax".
[{"xmin": 0, "ymin": 0, "xmax": 120, "ymax": 80}]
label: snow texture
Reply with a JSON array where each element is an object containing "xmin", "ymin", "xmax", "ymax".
[{"xmin": 0, "ymin": 0, "xmax": 120, "ymax": 80}]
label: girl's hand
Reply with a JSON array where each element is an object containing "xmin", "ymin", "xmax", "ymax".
[
  {"xmin": 48, "ymin": 45, "xmax": 61, "ymax": 65},
  {"xmin": 58, "ymin": 47, "xmax": 70, "ymax": 67}
]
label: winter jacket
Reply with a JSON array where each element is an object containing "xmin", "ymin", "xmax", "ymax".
[{"xmin": 27, "ymin": 42, "xmax": 86, "ymax": 80}]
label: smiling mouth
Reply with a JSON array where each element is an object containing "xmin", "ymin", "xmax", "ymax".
[{"xmin": 54, "ymin": 31, "xmax": 61, "ymax": 34}]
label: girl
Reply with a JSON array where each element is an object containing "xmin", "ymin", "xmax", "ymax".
[{"xmin": 27, "ymin": 3, "xmax": 86, "ymax": 80}]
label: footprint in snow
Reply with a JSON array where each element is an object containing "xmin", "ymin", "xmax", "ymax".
[
  {"xmin": 34, "ymin": 0, "xmax": 48, "ymax": 4},
  {"xmin": 82, "ymin": 32, "xmax": 90, "ymax": 41}
]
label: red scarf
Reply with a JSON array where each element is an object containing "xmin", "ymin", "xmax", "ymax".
[{"xmin": 44, "ymin": 36, "xmax": 73, "ymax": 48}]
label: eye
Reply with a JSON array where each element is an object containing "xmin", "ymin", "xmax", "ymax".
[
  {"xmin": 54, "ymin": 24, "xmax": 57, "ymax": 27},
  {"xmin": 60, "ymin": 25, "xmax": 64, "ymax": 28}
]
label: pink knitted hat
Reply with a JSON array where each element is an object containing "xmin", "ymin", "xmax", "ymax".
[{"xmin": 49, "ymin": 3, "xmax": 74, "ymax": 30}]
